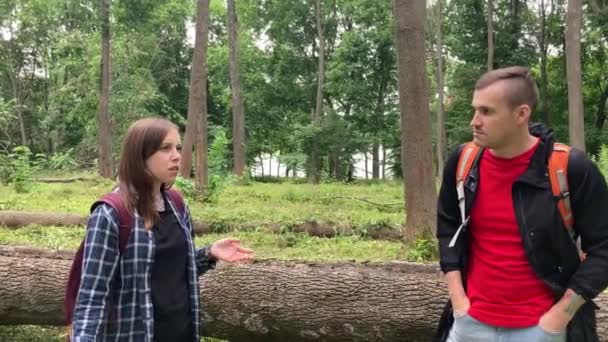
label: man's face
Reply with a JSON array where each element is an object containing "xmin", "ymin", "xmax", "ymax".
[{"xmin": 470, "ymin": 81, "xmax": 526, "ymax": 150}]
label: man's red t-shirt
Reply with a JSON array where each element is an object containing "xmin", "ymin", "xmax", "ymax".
[{"xmin": 466, "ymin": 139, "xmax": 555, "ymax": 328}]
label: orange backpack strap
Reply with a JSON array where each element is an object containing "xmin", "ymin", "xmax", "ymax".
[
  {"xmin": 548, "ymin": 143, "xmax": 574, "ymax": 231},
  {"xmin": 549, "ymin": 143, "xmax": 585, "ymax": 261},
  {"xmin": 450, "ymin": 142, "xmax": 481, "ymax": 248}
]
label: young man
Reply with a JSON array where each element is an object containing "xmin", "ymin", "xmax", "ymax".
[{"xmin": 435, "ymin": 66, "xmax": 608, "ymax": 342}]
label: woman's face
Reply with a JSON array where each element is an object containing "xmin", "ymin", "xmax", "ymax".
[{"xmin": 145, "ymin": 128, "xmax": 182, "ymax": 186}]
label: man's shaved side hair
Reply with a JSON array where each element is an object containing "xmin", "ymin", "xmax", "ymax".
[{"xmin": 475, "ymin": 66, "xmax": 539, "ymax": 111}]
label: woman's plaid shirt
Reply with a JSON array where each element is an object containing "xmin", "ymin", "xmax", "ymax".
[{"xmin": 71, "ymin": 192, "xmax": 216, "ymax": 341}]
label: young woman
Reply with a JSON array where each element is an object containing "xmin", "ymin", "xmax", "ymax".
[{"xmin": 71, "ymin": 117, "xmax": 253, "ymax": 341}]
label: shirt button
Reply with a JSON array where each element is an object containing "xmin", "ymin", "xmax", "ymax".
[{"xmin": 529, "ymin": 231, "xmax": 535, "ymax": 237}]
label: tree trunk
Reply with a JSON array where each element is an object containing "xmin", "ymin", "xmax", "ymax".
[
  {"xmin": 393, "ymin": 0, "xmax": 438, "ymax": 238},
  {"xmin": 33, "ymin": 176, "xmax": 96, "ymax": 183},
  {"xmin": 227, "ymin": 0, "xmax": 246, "ymax": 177},
  {"xmin": 182, "ymin": 0, "xmax": 210, "ymax": 185},
  {"xmin": 259, "ymin": 155, "xmax": 264, "ymax": 177},
  {"xmin": 97, "ymin": 0, "xmax": 113, "ymax": 179},
  {"xmin": 372, "ymin": 142, "xmax": 380, "ymax": 179},
  {"xmin": 328, "ymin": 151, "xmax": 335, "ymax": 178},
  {"xmin": 195, "ymin": 85, "xmax": 209, "ymax": 194},
  {"xmin": 0, "ymin": 210, "xmax": 405, "ymax": 240},
  {"xmin": 310, "ymin": 0, "xmax": 325, "ymax": 185},
  {"xmin": 565, "ymin": 0, "xmax": 586, "ymax": 152},
  {"xmin": 382, "ymin": 146, "xmax": 387, "ymax": 179},
  {"xmin": 277, "ymin": 159, "xmax": 281, "ymax": 178},
  {"xmin": 0, "ymin": 246, "xmax": 443, "ymax": 341},
  {"xmin": 435, "ymin": 0, "xmax": 446, "ymax": 180},
  {"xmin": 0, "ymin": 211, "xmax": 88, "ymax": 227},
  {"xmin": 539, "ymin": 0, "xmax": 550, "ymax": 125},
  {"xmin": 334, "ymin": 149, "xmax": 343, "ymax": 180},
  {"xmin": 7, "ymin": 24, "xmax": 28, "ymax": 148},
  {"xmin": 185, "ymin": 0, "xmax": 210, "ymax": 193},
  {"xmin": 486, "ymin": 0, "xmax": 494, "ymax": 71},
  {"xmin": 3, "ymin": 245, "xmax": 608, "ymax": 341},
  {"xmin": 364, "ymin": 151, "xmax": 369, "ymax": 179},
  {"xmin": 16, "ymin": 102, "xmax": 27, "ymax": 147},
  {"xmin": 268, "ymin": 154, "xmax": 273, "ymax": 177}
]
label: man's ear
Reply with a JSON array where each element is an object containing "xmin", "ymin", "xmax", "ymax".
[{"xmin": 514, "ymin": 104, "xmax": 532, "ymax": 124}]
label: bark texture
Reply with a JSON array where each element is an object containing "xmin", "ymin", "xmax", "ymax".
[
  {"xmin": 227, "ymin": 0, "xmax": 246, "ymax": 176},
  {"xmin": 393, "ymin": 0, "xmax": 438, "ymax": 237},
  {"xmin": 2, "ymin": 246, "xmax": 608, "ymax": 341}
]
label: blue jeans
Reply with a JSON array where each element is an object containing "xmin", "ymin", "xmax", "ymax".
[{"xmin": 447, "ymin": 313, "xmax": 566, "ymax": 342}]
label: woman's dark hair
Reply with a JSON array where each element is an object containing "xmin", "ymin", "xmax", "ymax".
[{"xmin": 118, "ymin": 117, "xmax": 178, "ymax": 229}]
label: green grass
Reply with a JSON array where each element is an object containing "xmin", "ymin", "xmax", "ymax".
[
  {"xmin": 0, "ymin": 325, "xmax": 228, "ymax": 342},
  {"xmin": 0, "ymin": 178, "xmax": 114, "ymax": 213},
  {"xmin": 0, "ymin": 178, "xmax": 406, "ymax": 235},
  {"xmin": 0, "ymin": 226, "xmax": 404, "ymax": 262}
]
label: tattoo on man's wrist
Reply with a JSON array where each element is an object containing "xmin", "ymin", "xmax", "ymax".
[{"xmin": 564, "ymin": 292, "xmax": 585, "ymax": 316}]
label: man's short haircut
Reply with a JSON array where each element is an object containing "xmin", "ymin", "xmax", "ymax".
[{"xmin": 475, "ymin": 66, "xmax": 539, "ymax": 111}]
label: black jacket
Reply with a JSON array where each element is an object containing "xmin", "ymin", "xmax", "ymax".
[{"xmin": 435, "ymin": 124, "xmax": 608, "ymax": 342}]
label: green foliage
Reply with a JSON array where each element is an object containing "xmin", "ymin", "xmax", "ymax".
[
  {"xmin": 0, "ymin": 146, "xmax": 38, "ymax": 192},
  {"xmin": 33, "ymin": 148, "xmax": 79, "ymax": 171},
  {"xmin": 208, "ymin": 126, "xmax": 231, "ymax": 175},
  {"xmin": 174, "ymin": 175, "xmax": 197, "ymax": 200},
  {"xmin": 206, "ymin": 174, "xmax": 236, "ymax": 203},
  {"xmin": 0, "ymin": 153, "xmax": 10, "ymax": 184},
  {"xmin": 277, "ymin": 152, "xmax": 307, "ymax": 176},
  {"xmin": 204, "ymin": 127, "xmax": 235, "ymax": 202},
  {"xmin": 406, "ymin": 236, "xmax": 439, "ymax": 262},
  {"xmin": 592, "ymin": 145, "xmax": 608, "ymax": 179}
]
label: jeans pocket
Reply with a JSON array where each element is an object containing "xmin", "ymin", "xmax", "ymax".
[
  {"xmin": 453, "ymin": 311, "xmax": 469, "ymax": 320},
  {"xmin": 536, "ymin": 325, "xmax": 566, "ymax": 341}
]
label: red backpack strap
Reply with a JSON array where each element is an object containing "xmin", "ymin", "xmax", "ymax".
[
  {"xmin": 166, "ymin": 188, "xmax": 185, "ymax": 214},
  {"xmin": 64, "ymin": 192, "xmax": 133, "ymax": 327},
  {"xmin": 91, "ymin": 192, "xmax": 134, "ymax": 254}
]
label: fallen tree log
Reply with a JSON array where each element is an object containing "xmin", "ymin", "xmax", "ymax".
[
  {"xmin": 0, "ymin": 211, "xmax": 87, "ymax": 227},
  {"xmin": 1, "ymin": 245, "xmax": 608, "ymax": 341},
  {"xmin": 33, "ymin": 176, "xmax": 97, "ymax": 183},
  {"xmin": 0, "ymin": 211, "xmax": 403, "ymax": 240}
]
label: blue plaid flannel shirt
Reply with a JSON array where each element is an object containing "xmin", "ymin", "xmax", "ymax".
[{"xmin": 71, "ymin": 191, "xmax": 216, "ymax": 341}]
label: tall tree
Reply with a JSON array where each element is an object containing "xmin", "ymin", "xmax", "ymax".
[
  {"xmin": 372, "ymin": 41, "xmax": 392, "ymax": 180},
  {"xmin": 98, "ymin": 0, "xmax": 113, "ymax": 179},
  {"xmin": 565, "ymin": 0, "xmax": 585, "ymax": 151},
  {"xmin": 183, "ymin": 0, "xmax": 210, "ymax": 193},
  {"xmin": 227, "ymin": 0, "xmax": 246, "ymax": 176},
  {"xmin": 310, "ymin": 0, "xmax": 325, "ymax": 184},
  {"xmin": 486, "ymin": 0, "xmax": 494, "ymax": 71},
  {"xmin": 393, "ymin": 0, "xmax": 437, "ymax": 238},
  {"xmin": 588, "ymin": 0, "xmax": 608, "ymax": 133},
  {"xmin": 538, "ymin": 0, "xmax": 550, "ymax": 124},
  {"xmin": 436, "ymin": 0, "xmax": 447, "ymax": 179},
  {"xmin": 5, "ymin": 22, "xmax": 28, "ymax": 147}
]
